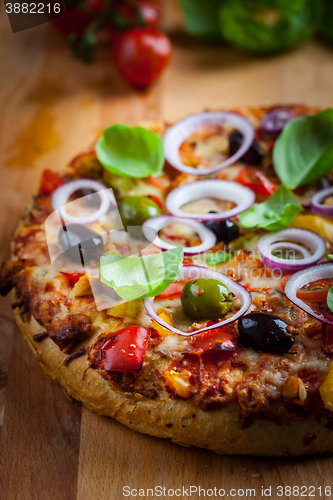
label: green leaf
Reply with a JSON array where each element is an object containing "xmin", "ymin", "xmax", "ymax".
[
  {"xmin": 328, "ymin": 255, "xmax": 333, "ymax": 260},
  {"xmin": 100, "ymin": 246, "xmax": 184, "ymax": 301},
  {"xmin": 96, "ymin": 125, "xmax": 164, "ymax": 178},
  {"xmin": 206, "ymin": 251, "xmax": 232, "ymax": 266},
  {"xmin": 219, "ymin": 0, "xmax": 321, "ymax": 54},
  {"xmin": 327, "ymin": 287, "xmax": 333, "ymax": 313},
  {"xmin": 179, "ymin": 0, "xmax": 225, "ymax": 40},
  {"xmin": 239, "ymin": 185, "xmax": 303, "ymax": 231},
  {"xmin": 273, "ymin": 109, "xmax": 333, "ymax": 189}
]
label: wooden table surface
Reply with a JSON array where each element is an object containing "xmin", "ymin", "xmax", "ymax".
[{"xmin": 1, "ymin": 3, "xmax": 333, "ymax": 499}]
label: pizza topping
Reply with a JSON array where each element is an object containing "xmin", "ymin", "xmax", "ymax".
[
  {"xmin": 166, "ymin": 180, "xmax": 255, "ymax": 221},
  {"xmin": 163, "ymin": 111, "xmax": 255, "ymax": 175},
  {"xmin": 257, "ymin": 228, "xmax": 326, "ymax": 274},
  {"xmin": 239, "ymin": 185, "xmax": 302, "ymax": 231},
  {"xmin": 119, "ymin": 195, "xmax": 161, "ymax": 227},
  {"xmin": 142, "ymin": 215, "xmax": 216, "ymax": 254},
  {"xmin": 273, "ymin": 109, "xmax": 333, "ymax": 189},
  {"xmin": 40, "ymin": 169, "xmax": 66, "ymax": 195},
  {"xmin": 57, "ymin": 223, "xmax": 104, "ymax": 266},
  {"xmin": 260, "ymin": 108, "xmax": 293, "ymax": 137},
  {"xmin": 228, "ymin": 131, "xmax": 264, "ymax": 166},
  {"xmin": 284, "ymin": 263, "xmax": 333, "ymax": 325},
  {"xmin": 96, "ymin": 124, "xmax": 164, "ymax": 178},
  {"xmin": 144, "ymin": 265, "xmax": 252, "ymax": 336},
  {"xmin": 52, "ymin": 179, "xmax": 115, "ymax": 225},
  {"xmin": 101, "ymin": 325, "xmax": 151, "ymax": 372},
  {"xmin": 204, "ymin": 216, "xmax": 240, "ymax": 244},
  {"xmin": 100, "ymin": 246, "xmax": 183, "ymax": 301},
  {"xmin": 238, "ymin": 312, "xmax": 295, "ymax": 353},
  {"xmin": 181, "ymin": 278, "xmax": 234, "ymax": 320},
  {"xmin": 311, "ymin": 186, "xmax": 333, "ymax": 218},
  {"xmin": 236, "ymin": 167, "xmax": 278, "ymax": 196}
]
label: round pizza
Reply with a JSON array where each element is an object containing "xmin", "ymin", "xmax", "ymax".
[{"xmin": 1, "ymin": 105, "xmax": 333, "ymax": 456}]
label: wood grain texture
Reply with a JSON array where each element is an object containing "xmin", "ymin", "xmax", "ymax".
[{"xmin": 1, "ymin": 1, "xmax": 333, "ymax": 498}]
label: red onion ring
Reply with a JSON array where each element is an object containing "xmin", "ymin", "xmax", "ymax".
[
  {"xmin": 144, "ymin": 265, "xmax": 252, "ymax": 336},
  {"xmin": 260, "ymin": 108, "xmax": 293, "ymax": 136},
  {"xmin": 52, "ymin": 179, "xmax": 115, "ymax": 225},
  {"xmin": 163, "ymin": 111, "xmax": 254, "ymax": 175},
  {"xmin": 142, "ymin": 215, "xmax": 216, "ymax": 255},
  {"xmin": 257, "ymin": 228, "xmax": 326, "ymax": 275},
  {"xmin": 284, "ymin": 263, "xmax": 333, "ymax": 325},
  {"xmin": 165, "ymin": 180, "xmax": 255, "ymax": 221},
  {"xmin": 311, "ymin": 186, "xmax": 333, "ymax": 217}
]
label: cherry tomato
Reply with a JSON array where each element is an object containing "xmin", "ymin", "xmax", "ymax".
[
  {"xmin": 113, "ymin": 27, "xmax": 171, "ymax": 88},
  {"xmin": 281, "ymin": 273, "xmax": 295, "ymax": 293},
  {"xmin": 184, "ymin": 326, "xmax": 236, "ymax": 356},
  {"xmin": 156, "ymin": 282, "xmax": 184, "ymax": 298},
  {"xmin": 296, "ymin": 279, "xmax": 333, "ymax": 303},
  {"xmin": 112, "ymin": 0, "xmax": 161, "ymax": 28},
  {"xmin": 40, "ymin": 169, "xmax": 66, "ymax": 195},
  {"xmin": 52, "ymin": 9, "xmax": 93, "ymax": 37},
  {"xmin": 101, "ymin": 325, "xmax": 150, "ymax": 371},
  {"xmin": 236, "ymin": 167, "xmax": 278, "ymax": 196}
]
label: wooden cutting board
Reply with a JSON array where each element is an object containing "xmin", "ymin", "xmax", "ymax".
[{"xmin": 1, "ymin": 3, "xmax": 333, "ymax": 499}]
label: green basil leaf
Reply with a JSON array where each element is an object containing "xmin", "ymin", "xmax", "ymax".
[
  {"xmin": 206, "ymin": 251, "xmax": 232, "ymax": 266},
  {"xmin": 239, "ymin": 185, "xmax": 303, "ymax": 231},
  {"xmin": 273, "ymin": 109, "xmax": 333, "ymax": 189},
  {"xmin": 328, "ymin": 255, "xmax": 333, "ymax": 260},
  {"xmin": 96, "ymin": 124, "xmax": 164, "ymax": 178},
  {"xmin": 219, "ymin": 0, "xmax": 321, "ymax": 54},
  {"xmin": 327, "ymin": 287, "xmax": 333, "ymax": 313},
  {"xmin": 100, "ymin": 246, "xmax": 184, "ymax": 301},
  {"xmin": 180, "ymin": 0, "xmax": 225, "ymax": 40}
]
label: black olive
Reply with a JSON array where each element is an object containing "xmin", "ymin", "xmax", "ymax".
[
  {"xmin": 58, "ymin": 223, "xmax": 104, "ymax": 265},
  {"xmin": 238, "ymin": 312, "xmax": 295, "ymax": 353},
  {"xmin": 229, "ymin": 131, "xmax": 264, "ymax": 165},
  {"xmin": 204, "ymin": 215, "xmax": 240, "ymax": 243}
]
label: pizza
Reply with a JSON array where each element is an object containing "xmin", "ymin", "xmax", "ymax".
[{"xmin": 1, "ymin": 105, "xmax": 333, "ymax": 457}]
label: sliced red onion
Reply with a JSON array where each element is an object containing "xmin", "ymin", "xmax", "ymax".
[
  {"xmin": 52, "ymin": 179, "xmax": 115, "ymax": 225},
  {"xmin": 257, "ymin": 228, "xmax": 326, "ymax": 275},
  {"xmin": 144, "ymin": 265, "xmax": 252, "ymax": 336},
  {"xmin": 165, "ymin": 180, "xmax": 255, "ymax": 221},
  {"xmin": 260, "ymin": 108, "xmax": 293, "ymax": 135},
  {"xmin": 284, "ymin": 263, "xmax": 333, "ymax": 325},
  {"xmin": 163, "ymin": 111, "xmax": 254, "ymax": 175},
  {"xmin": 311, "ymin": 186, "xmax": 333, "ymax": 217},
  {"xmin": 142, "ymin": 215, "xmax": 216, "ymax": 255}
]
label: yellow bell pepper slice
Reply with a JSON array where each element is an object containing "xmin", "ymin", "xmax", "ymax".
[{"xmin": 290, "ymin": 215, "xmax": 333, "ymax": 243}]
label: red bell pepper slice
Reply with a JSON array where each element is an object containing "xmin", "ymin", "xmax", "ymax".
[
  {"xmin": 156, "ymin": 282, "xmax": 184, "ymax": 298},
  {"xmin": 61, "ymin": 272, "xmax": 84, "ymax": 287},
  {"xmin": 101, "ymin": 325, "xmax": 151, "ymax": 372},
  {"xmin": 40, "ymin": 169, "xmax": 66, "ymax": 195}
]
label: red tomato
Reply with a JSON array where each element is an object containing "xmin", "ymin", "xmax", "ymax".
[
  {"xmin": 156, "ymin": 282, "xmax": 184, "ymax": 298},
  {"xmin": 296, "ymin": 279, "xmax": 333, "ymax": 303},
  {"xmin": 40, "ymin": 169, "xmax": 66, "ymax": 195},
  {"xmin": 236, "ymin": 167, "xmax": 278, "ymax": 196},
  {"xmin": 113, "ymin": 27, "xmax": 171, "ymax": 88},
  {"xmin": 185, "ymin": 326, "xmax": 236, "ymax": 356},
  {"xmin": 61, "ymin": 272, "xmax": 84, "ymax": 287},
  {"xmin": 112, "ymin": 1, "xmax": 161, "ymax": 28},
  {"xmin": 281, "ymin": 273, "xmax": 295, "ymax": 293},
  {"xmin": 52, "ymin": 9, "xmax": 93, "ymax": 37},
  {"xmin": 101, "ymin": 325, "xmax": 151, "ymax": 371}
]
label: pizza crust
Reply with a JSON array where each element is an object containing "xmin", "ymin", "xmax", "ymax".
[{"xmin": 14, "ymin": 308, "xmax": 333, "ymax": 456}]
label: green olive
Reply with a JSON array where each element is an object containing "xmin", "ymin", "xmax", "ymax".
[
  {"xmin": 119, "ymin": 196, "xmax": 161, "ymax": 227},
  {"xmin": 181, "ymin": 277, "xmax": 234, "ymax": 320}
]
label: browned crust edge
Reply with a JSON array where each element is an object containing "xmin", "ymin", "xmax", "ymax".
[{"xmin": 13, "ymin": 307, "xmax": 333, "ymax": 457}]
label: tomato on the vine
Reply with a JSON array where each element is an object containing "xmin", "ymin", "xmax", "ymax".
[
  {"xmin": 112, "ymin": 0, "xmax": 161, "ymax": 28},
  {"xmin": 52, "ymin": 8, "xmax": 94, "ymax": 37},
  {"xmin": 112, "ymin": 27, "xmax": 171, "ymax": 88}
]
